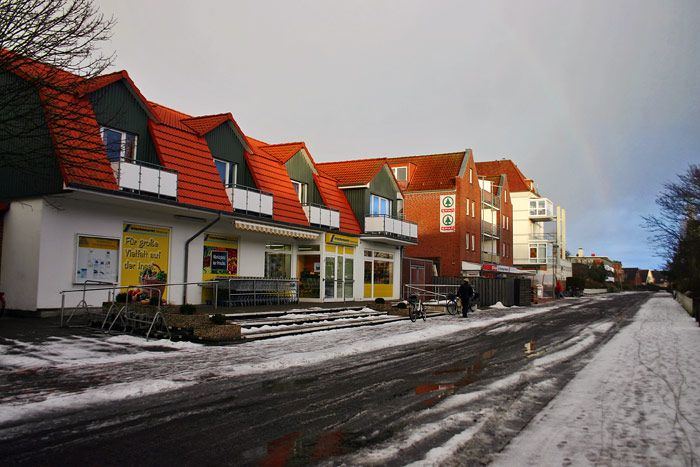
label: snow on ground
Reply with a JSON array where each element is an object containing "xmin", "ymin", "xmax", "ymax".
[
  {"xmin": 491, "ymin": 294, "xmax": 700, "ymax": 467},
  {"xmin": 3, "ymin": 293, "xmax": 698, "ymax": 467}
]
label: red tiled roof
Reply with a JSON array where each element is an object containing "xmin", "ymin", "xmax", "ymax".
[
  {"xmin": 314, "ymin": 173, "xmax": 362, "ymax": 234},
  {"xmin": 2, "ymin": 50, "xmax": 117, "ymax": 189},
  {"xmin": 259, "ymin": 142, "xmax": 306, "ymax": 164},
  {"xmin": 316, "ymin": 158, "xmax": 387, "ymax": 186},
  {"xmin": 148, "ymin": 121, "xmax": 232, "ymax": 211},
  {"xmin": 244, "ymin": 150, "xmax": 310, "ymax": 225},
  {"xmin": 475, "ymin": 160, "xmax": 533, "ymax": 193},
  {"xmin": 181, "ymin": 114, "xmax": 230, "ymax": 135},
  {"xmin": 388, "ymin": 152, "xmax": 465, "ymax": 191},
  {"xmin": 149, "ymin": 102, "xmax": 194, "ymax": 131}
]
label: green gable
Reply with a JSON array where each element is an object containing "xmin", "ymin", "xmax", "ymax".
[
  {"xmin": 89, "ymin": 80, "xmax": 159, "ymax": 165},
  {"xmin": 284, "ymin": 152, "xmax": 322, "ymax": 205},
  {"xmin": 0, "ymin": 70, "xmax": 63, "ymax": 199},
  {"xmin": 204, "ymin": 123, "xmax": 255, "ymax": 189}
]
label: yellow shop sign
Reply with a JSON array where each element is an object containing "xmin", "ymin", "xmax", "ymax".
[{"xmin": 325, "ymin": 233, "xmax": 358, "ymax": 247}]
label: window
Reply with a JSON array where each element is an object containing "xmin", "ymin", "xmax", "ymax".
[
  {"xmin": 102, "ymin": 127, "xmax": 137, "ymax": 162},
  {"xmin": 504, "ymin": 189, "xmax": 508, "ymax": 202},
  {"xmin": 529, "ymin": 243, "xmax": 550, "ymax": 264},
  {"xmin": 471, "ymin": 200, "xmax": 475, "ymax": 217},
  {"xmin": 471, "ymin": 234, "xmax": 476, "ymax": 251},
  {"xmin": 370, "ymin": 194, "xmax": 392, "ymax": 216},
  {"xmin": 466, "ymin": 233, "xmax": 470, "ymax": 250},
  {"xmin": 469, "ymin": 168, "xmax": 473, "ymax": 184},
  {"xmin": 291, "ymin": 180, "xmax": 308, "ymax": 204},
  {"xmin": 466, "ymin": 198, "xmax": 470, "ymax": 216},
  {"xmin": 392, "ymin": 166, "xmax": 407, "ymax": 181},
  {"xmin": 265, "ymin": 243, "xmax": 292, "ymax": 277},
  {"xmin": 214, "ymin": 159, "xmax": 237, "ymax": 186}
]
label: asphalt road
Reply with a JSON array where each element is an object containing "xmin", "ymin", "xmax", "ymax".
[{"xmin": 1, "ymin": 292, "xmax": 651, "ymax": 466}]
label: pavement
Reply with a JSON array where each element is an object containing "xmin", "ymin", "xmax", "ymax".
[{"xmin": 0, "ymin": 299, "xmax": 426, "ymax": 344}]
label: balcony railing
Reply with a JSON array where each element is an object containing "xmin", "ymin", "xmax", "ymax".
[
  {"xmin": 364, "ymin": 214, "xmax": 418, "ymax": 240},
  {"xmin": 481, "ymin": 220, "xmax": 500, "ymax": 238},
  {"xmin": 226, "ymin": 184, "xmax": 273, "ymax": 217},
  {"xmin": 481, "ymin": 252, "xmax": 501, "ymax": 264},
  {"xmin": 481, "ymin": 190, "xmax": 500, "ymax": 208},
  {"xmin": 529, "ymin": 232, "xmax": 557, "ymax": 242},
  {"xmin": 113, "ymin": 157, "xmax": 178, "ymax": 198},
  {"xmin": 303, "ymin": 203, "xmax": 340, "ymax": 229}
]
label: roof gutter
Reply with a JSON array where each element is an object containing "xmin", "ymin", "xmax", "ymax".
[{"xmin": 183, "ymin": 213, "xmax": 221, "ymax": 304}]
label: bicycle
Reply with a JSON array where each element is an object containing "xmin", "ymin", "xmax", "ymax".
[
  {"xmin": 445, "ymin": 292, "xmax": 460, "ymax": 316},
  {"xmin": 408, "ymin": 294, "xmax": 426, "ymax": 322},
  {"xmin": 445, "ymin": 291, "xmax": 480, "ymax": 316}
]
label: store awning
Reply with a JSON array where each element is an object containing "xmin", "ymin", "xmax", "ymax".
[{"xmin": 235, "ymin": 221, "xmax": 319, "ymax": 240}]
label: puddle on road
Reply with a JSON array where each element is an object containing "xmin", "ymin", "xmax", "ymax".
[
  {"xmin": 416, "ymin": 348, "xmax": 498, "ymax": 407},
  {"xmin": 259, "ymin": 430, "xmax": 352, "ymax": 466}
]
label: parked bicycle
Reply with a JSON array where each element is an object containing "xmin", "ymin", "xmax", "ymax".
[{"xmin": 408, "ymin": 294, "xmax": 426, "ymax": 322}]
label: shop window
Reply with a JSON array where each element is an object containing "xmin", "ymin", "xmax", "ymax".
[
  {"xmin": 102, "ymin": 127, "xmax": 137, "ymax": 162},
  {"xmin": 265, "ymin": 242, "xmax": 292, "ymax": 277}
]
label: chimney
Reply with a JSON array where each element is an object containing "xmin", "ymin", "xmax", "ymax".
[{"xmin": 578, "ymin": 248, "xmax": 583, "ymax": 257}]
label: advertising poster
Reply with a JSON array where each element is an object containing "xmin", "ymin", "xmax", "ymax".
[
  {"xmin": 121, "ymin": 223, "xmax": 170, "ymax": 298},
  {"xmin": 75, "ymin": 235, "xmax": 120, "ymax": 284},
  {"xmin": 440, "ymin": 195, "xmax": 456, "ymax": 232},
  {"xmin": 202, "ymin": 234, "xmax": 238, "ymax": 281}
]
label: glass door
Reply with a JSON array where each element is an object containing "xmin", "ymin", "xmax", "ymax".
[
  {"xmin": 325, "ymin": 257, "xmax": 335, "ymax": 299},
  {"xmin": 344, "ymin": 257, "xmax": 353, "ymax": 299}
]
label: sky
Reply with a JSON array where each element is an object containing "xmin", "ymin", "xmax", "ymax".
[
  {"xmin": 95, "ymin": 0, "xmax": 700, "ymax": 269},
  {"xmin": 2, "ymin": 295, "xmax": 699, "ymax": 464}
]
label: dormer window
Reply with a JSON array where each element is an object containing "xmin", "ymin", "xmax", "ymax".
[
  {"xmin": 370, "ymin": 194, "xmax": 392, "ymax": 216},
  {"xmin": 392, "ymin": 166, "xmax": 407, "ymax": 181},
  {"xmin": 291, "ymin": 180, "xmax": 307, "ymax": 204},
  {"xmin": 101, "ymin": 127, "xmax": 137, "ymax": 162},
  {"xmin": 214, "ymin": 159, "xmax": 237, "ymax": 186}
]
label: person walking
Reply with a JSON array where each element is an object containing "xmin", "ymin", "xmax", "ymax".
[
  {"xmin": 556, "ymin": 280, "xmax": 564, "ymax": 299},
  {"xmin": 458, "ymin": 278, "xmax": 474, "ymax": 318}
]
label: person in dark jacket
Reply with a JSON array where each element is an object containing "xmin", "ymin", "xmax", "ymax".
[{"xmin": 457, "ymin": 278, "xmax": 473, "ymax": 318}]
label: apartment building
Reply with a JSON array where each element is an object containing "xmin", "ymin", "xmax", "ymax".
[
  {"xmin": 0, "ymin": 53, "xmax": 416, "ymax": 313},
  {"xmin": 476, "ymin": 160, "xmax": 571, "ymax": 292}
]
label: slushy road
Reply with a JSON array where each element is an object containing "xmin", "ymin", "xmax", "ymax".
[{"xmin": 0, "ymin": 293, "xmax": 650, "ymax": 466}]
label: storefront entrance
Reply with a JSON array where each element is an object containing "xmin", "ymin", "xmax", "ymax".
[
  {"xmin": 324, "ymin": 245, "xmax": 354, "ymax": 300},
  {"xmin": 364, "ymin": 250, "xmax": 394, "ymax": 298}
]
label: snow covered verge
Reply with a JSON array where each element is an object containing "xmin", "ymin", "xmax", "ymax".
[{"xmin": 490, "ymin": 294, "xmax": 700, "ymax": 466}]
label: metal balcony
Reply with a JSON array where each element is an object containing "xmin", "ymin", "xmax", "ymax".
[
  {"xmin": 481, "ymin": 220, "xmax": 500, "ymax": 238},
  {"xmin": 529, "ymin": 232, "xmax": 557, "ymax": 242},
  {"xmin": 481, "ymin": 252, "xmax": 501, "ymax": 264},
  {"xmin": 226, "ymin": 184, "xmax": 273, "ymax": 217},
  {"xmin": 303, "ymin": 203, "xmax": 340, "ymax": 229},
  {"xmin": 364, "ymin": 215, "xmax": 418, "ymax": 239},
  {"xmin": 113, "ymin": 157, "xmax": 178, "ymax": 198}
]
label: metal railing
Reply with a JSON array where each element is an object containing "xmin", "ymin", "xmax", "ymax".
[
  {"xmin": 529, "ymin": 232, "xmax": 557, "ymax": 242},
  {"xmin": 403, "ymin": 284, "xmax": 460, "ymax": 305},
  {"xmin": 481, "ymin": 220, "xmax": 500, "ymax": 237},
  {"xmin": 59, "ymin": 281, "xmax": 219, "ymax": 340},
  {"xmin": 481, "ymin": 252, "xmax": 501, "ymax": 264},
  {"xmin": 303, "ymin": 203, "xmax": 340, "ymax": 229},
  {"xmin": 113, "ymin": 157, "xmax": 178, "ymax": 198},
  {"xmin": 364, "ymin": 214, "xmax": 418, "ymax": 239},
  {"xmin": 226, "ymin": 184, "xmax": 274, "ymax": 216}
]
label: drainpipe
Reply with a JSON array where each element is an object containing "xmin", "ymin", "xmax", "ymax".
[{"xmin": 183, "ymin": 213, "xmax": 221, "ymax": 304}]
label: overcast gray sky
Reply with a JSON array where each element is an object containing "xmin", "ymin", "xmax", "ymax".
[{"xmin": 98, "ymin": 0, "xmax": 700, "ymax": 269}]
